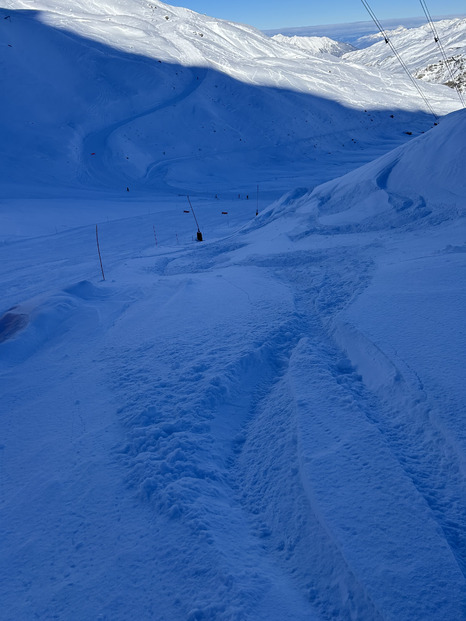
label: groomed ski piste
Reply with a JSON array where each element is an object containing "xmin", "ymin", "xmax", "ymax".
[{"xmin": 0, "ymin": 1, "xmax": 465, "ymax": 620}]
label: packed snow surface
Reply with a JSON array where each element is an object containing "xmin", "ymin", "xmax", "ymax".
[{"xmin": 1, "ymin": 1, "xmax": 465, "ymax": 620}]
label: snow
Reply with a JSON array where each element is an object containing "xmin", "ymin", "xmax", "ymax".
[
  {"xmin": 271, "ymin": 34, "xmax": 355, "ymax": 57},
  {"xmin": 263, "ymin": 16, "xmax": 466, "ymax": 47},
  {"xmin": 344, "ymin": 18, "xmax": 466, "ymax": 93},
  {"xmin": 1, "ymin": 1, "xmax": 466, "ymax": 620}
]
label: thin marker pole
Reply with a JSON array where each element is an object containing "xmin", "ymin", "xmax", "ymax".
[{"xmin": 96, "ymin": 224, "xmax": 105, "ymax": 281}]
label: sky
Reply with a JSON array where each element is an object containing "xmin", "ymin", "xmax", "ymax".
[{"xmin": 166, "ymin": 0, "xmax": 466, "ymax": 30}]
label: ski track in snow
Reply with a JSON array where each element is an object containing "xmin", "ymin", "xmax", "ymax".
[
  {"xmin": 80, "ymin": 65, "xmax": 209, "ymax": 189},
  {"xmin": 1, "ymin": 196, "xmax": 466, "ymax": 619},
  {"xmin": 39, "ymin": 220, "xmax": 461, "ymax": 620}
]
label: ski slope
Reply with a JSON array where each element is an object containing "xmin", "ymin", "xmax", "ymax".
[{"xmin": 1, "ymin": 1, "xmax": 465, "ymax": 620}]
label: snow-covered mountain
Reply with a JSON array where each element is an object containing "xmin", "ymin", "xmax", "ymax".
[
  {"xmin": 345, "ymin": 18, "xmax": 466, "ymax": 93},
  {"xmin": 354, "ymin": 24, "xmax": 409, "ymax": 48},
  {"xmin": 0, "ymin": 0, "xmax": 460, "ymax": 196},
  {"xmin": 264, "ymin": 15, "xmax": 466, "ymax": 46},
  {"xmin": 1, "ymin": 1, "xmax": 466, "ymax": 620},
  {"xmin": 271, "ymin": 33, "xmax": 355, "ymax": 57}
]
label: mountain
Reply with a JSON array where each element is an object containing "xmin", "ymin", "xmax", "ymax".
[
  {"xmin": 1, "ymin": 1, "xmax": 466, "ymax": 620},
  {"xmin": 263, "ymin": 15, "xmax": 466, "ymax": 46},
  {"xmin": 0, "ymin": 0, "xmax": 460, "ymax": 197},
  {"xmin": 354, "ymin": 24, "xmax": 409, "ymax": 47},
  {"xmin": 344, "ymin": 18, "xmax": 466, "ymax": 93},
  {"xmin": 271, "ymin": 33, "xmax": 355, "ymax": 57}
]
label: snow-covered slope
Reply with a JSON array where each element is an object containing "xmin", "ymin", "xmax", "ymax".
[
  {"xmin": 294, "ymin": 107, "xmax": 466, "ymax": 231},
  {"xmin": 1, "ymin": 1, "xmax": 466, "ymax": 620},
  {"xmin": 271, "ymin": 33, "xmax": 355, "ymax": 57},
  {"xmin": 345, "ymin": 18, "xmax": 466, "ymax": 93},
  {"xmin": 0, "ymin": 0, "xmax": 460, "ymax": 197},
  {"xmin": 355, "ymin": 24, "xmax": 409, "ymax": 48}
]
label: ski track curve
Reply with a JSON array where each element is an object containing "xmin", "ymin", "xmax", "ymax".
[
  {"xmin": 308, "ymin": 241, "xmax": 466, "ymax": 578},
  {"xmin": 79, "ymin": 66, "xmax": 209, "ymax": 187}
]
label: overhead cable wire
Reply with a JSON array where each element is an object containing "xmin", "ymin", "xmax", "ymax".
[
  {"xmin": 419, "ymin": 0, "xmax": 465, "ymax": 107},
  {"xmin": 360, "ymin": 0, "xmax": 439, "ymax": 121},
  {"xmin": 360, "ymin": 0, "xmax": 389, "ymax": 43}
]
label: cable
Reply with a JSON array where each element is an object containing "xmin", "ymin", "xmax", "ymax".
[
  {"xmin": 360, "ymin": 0, "xmax": 439, "ymax": 120},
  {"xmin": 419, "ymin": 0, "xmax": 465, "ymax": 107},
  {"xmin": 361, "ymin": 0, "xmax": 389, "ymax": 43}
]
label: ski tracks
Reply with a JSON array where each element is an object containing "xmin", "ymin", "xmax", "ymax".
[
  {"xmin": 79, "ymin": 66, "xmax": 208, "ymax": 187},
  {"xmin": 232, "ymin": 245, "xmax": 466, "ymax": 620},
  {"xmin": 105, "ymin": 232, "xmax": 466, "ymax": 619}
]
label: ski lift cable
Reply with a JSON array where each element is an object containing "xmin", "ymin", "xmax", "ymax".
[
  {"xmin": 420, "ymin": 0, "xmax": 459, "ymax": 88},
  {"xmin": 360, "ymin": 0, "xmax": 439, "ymax": 121},
  {"xmin": 420, "ymin": 0, "xmax": 440, "ymax": 42},
  {"xmin": 361, "ymin": 0, "xmax": 438, "ymax": 118},
  {"xmin": 360, "ymin": 0, "xmax": 389, "ymax": 42},
  {"xmin": 419, "ymin": 0, "xmax": 465, "ymax": 107}
]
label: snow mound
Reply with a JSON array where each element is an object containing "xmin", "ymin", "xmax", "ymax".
[{"xmin": 0, "ymin": 282, "xmax": 111, "ymax": 365}]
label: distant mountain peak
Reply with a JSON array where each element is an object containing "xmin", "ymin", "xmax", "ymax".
[
  {"xmin": 344, "ymin": 17, "xmax": 466, "ymax": 93},
  {"xmin": 271, "ymin": 34, "xmax": 355, "ymax": 57}
]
